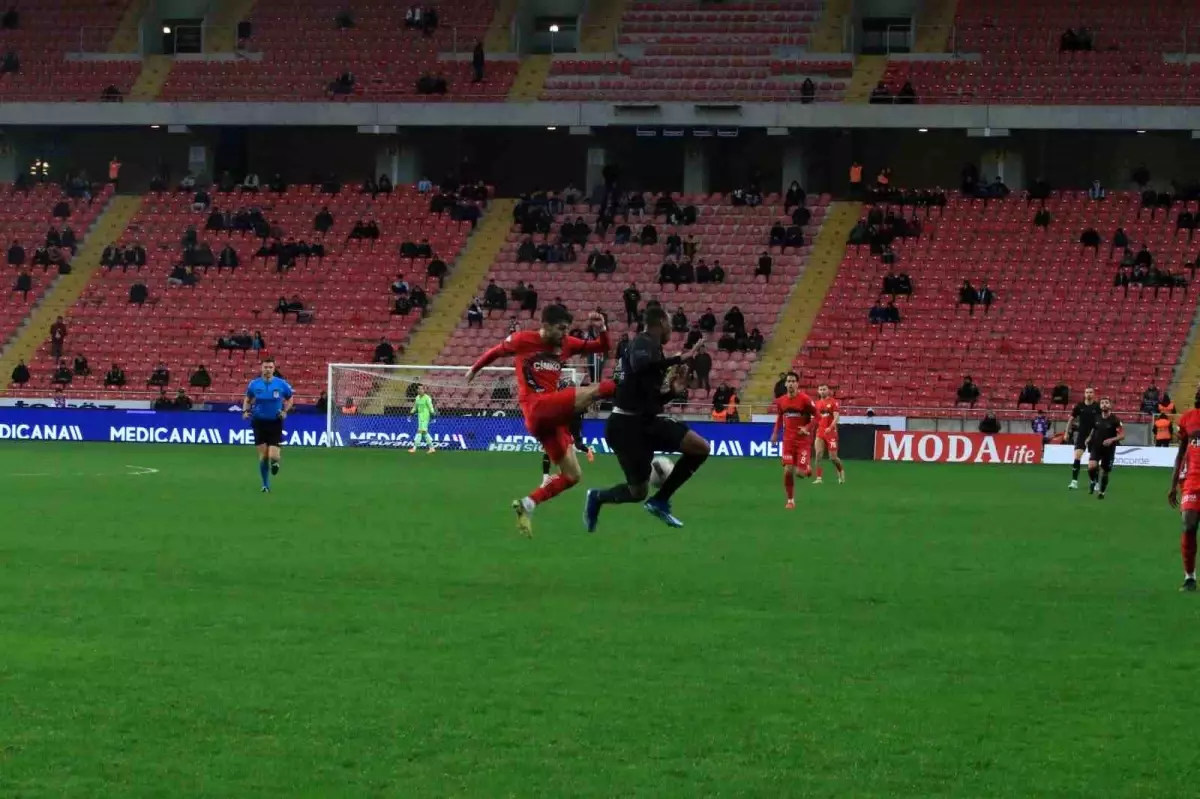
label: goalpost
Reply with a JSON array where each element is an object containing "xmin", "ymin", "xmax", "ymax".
[{"xmin": 325, "ymin": 364, "xmax": 582, "ymax": 450}]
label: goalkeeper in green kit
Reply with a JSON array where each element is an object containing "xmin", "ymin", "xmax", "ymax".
[{"xmin": 409, "ymin": 383, "xmax": 437, "ymax": 454}]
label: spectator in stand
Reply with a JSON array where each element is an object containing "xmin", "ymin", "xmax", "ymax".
[
  {"xmin": 391, "ymin": 274, "xmax": 410, "ymax": 295},
  {"xmin": 956, "ymin": 375, "xmax": 981, "ymax": 407},
  {"xmin": 467, "ymin": 298, "xmax": 485, "ymax": 328},
  {"xmin": 1088, "ymin": 179, "xmax": 1106, "ymax": 201},
  {"xmin": 483, "ymin": 280, "xmax": 507, "ymax": 315},
  {"xmin": 1034, "ymin": 207, "xmax": 1051, "ymax": 228},
  {"xmin": 427, "ymin": 257, "xmax": 447, "ymax": 288},
  {"xmin": 1141, "ymin": 383, "xmax": 1161, "ymax": 414},
  {"xmin": 699, "ymin": 307, "xmax": 717, "ymax": 333},
  {"xmin": 1051, "ymin": 381, "xmax": 1070, "ymax": 408},
  {"xmin": 723, "ymin": 306, "xmax": 746, "ymax": 338},
  {"xmin": 314, "ymin": 206, "xmax": 334, "ymax": 234},
  {"xmin": 897, "ymin": 81, "xmax": 917, "ymax": 104},
  {"xmin": 13, "ymin": 270, "xmax": 31, "ymax": 300},
  {"xmin": 1018, "ymin": 379, "xmax": 1042, "ymax": 409},
  {"xmin": 521, "ymin": 283, "xmax": 539, "ymax": 319},
  {"xmin": 1080, "ymin": 227, "xmax": 1101, "ymax": 253},
  {"xmin": 676, "ymin": 258, "xmax": 694, "ymax": 285},
  {"xmin": 373, "ymin": 337, "xmax": 396, "ymax": 364},
  {"xmin": 638, "ymin": 222, "xmax": 657, "ymax": 246},
  {"xmin": 694, "ymin": 259, "xmax": 711, "ymax": 284},
  {"xmin": 49, "ymin": 316, "xmax": 67, "ymax": 358},
  {"xmin": 104, "ymin": 363, "xmax": 126, "ymax": 387},
  {"xmin": 1032, "ymin": 411, "xmax": 1051, "ymax": 442},
  {"xmin": 658, "ymin": 257, "xmax": 679, "ymax": 287},
  {"xmin": 393, "ymin": 293, "xmax": 413, "ymax": 316},
  {"xmin": 623, "ymin": 282, "xmax": 641, "ymax": 324},
  {"xmin": 516, "ymin": 237, "xmax": 536, "ymax": 263},
  {"xmin": 709, "ymin": 260, "xmax": 725, "ymax": 283},
  {"xmin": 671, "ymin": 307, "xmax": 688, "ymax": 333},
  {"xmin": 756, "ymin": 251, "xmax": 773, "ymax": 281},
  {"xmin": 689, "ymin": 344, "xmax": 712, "ymax": 394},
  {"xmin": 410, "ymin": 285, "xmax": 428, "ymax": 315},
  {"xmin": 129, "ymin": 281, "xmax": 148, "ymax": 305},
  {"xmin": 869, "ymin": 81, "xmax": 891, "ymax": 104},
  {"xmin": 73, "ymin": 353, "xmax": 90, "ymax": 377},
  {"xmin": 472, "ymin": 41, "xmax": 485, "ymax": 83},
  {"xmin": 173, "ymin": 388, "xmax": 194, "ymax": 411},
  {"xmin": 1180, "ymin": 208, "xmax": 1198, "ymax": 241},
  {"xmin": 50, "ymin": 355, "xmax": 71, "ymax": 383},
  {"xmin": 1112, "ymin": 227, "xmax": 1129, "ymax": 255},
  {"xmin": 190, "ymin": 365, "xmax": 212, "ymax": 389},
  {"xmin": 242, "ymin": 172, "xmax": 261, "ymax": 192},
  {"xmin": 152, "ymin": 389, "xmax": 173, "ymax": 411},
  {"xmin": 7, "ymin": 239, "xmax": 23, "ymax": 266},
  {"xmin": 979, "ymin": 412, "xmax": 1001, "ymax": 435},
  {"xmin": 800, "ymin": 77, "xmax": 815, "ymax": 104},
  {"xmin": 869, "ymin": 298, "xmax": 887, "ymax": 325},
  {"xmin": 10, "ymin": 359, "xmax": 29, "ymax": 386},
  {"xmin": 148, "ymin": 362, "xmax": 170, "ymax": 387}
]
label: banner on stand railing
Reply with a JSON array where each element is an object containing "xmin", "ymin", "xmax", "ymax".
[{"xmin": 874, "ymin": 431, "xmax": 1044, "ymax": 464}]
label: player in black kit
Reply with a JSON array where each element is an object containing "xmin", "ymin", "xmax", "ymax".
[
  {"xmin": 1067, "ymin": 386, "xmax": 1101, "ymax": 490},
  {"xmin": 584, "ymin": 307, "xmax": 709, "ymax": 531},
  {"xmin": 1084, "ymin": 398, "xmax": 1124, "ymax": 499}
]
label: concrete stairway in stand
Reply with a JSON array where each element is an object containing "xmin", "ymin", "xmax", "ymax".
[{"xmin": 743, "ymin": 202, "xmax": 860, "ymax": 405}]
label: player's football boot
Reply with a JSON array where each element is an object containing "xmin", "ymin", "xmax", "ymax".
[
  {"xmin": 812, "ymin": 477, "xmax": 823, "ymax": 485},
  {"xmin": 407, "ymin": 447, "xmax": 417, "ymax": 454},
  {"xmin": 1089, "ymin": 482, "xmax": 1097, "ymax": 495},
  {"xmin": 1068, "ymin": 480, "xmax": 1078, "ymax": 490},
  {"xmin": 1182, "ymin": 577, "xmax": 1197, "ymax": 592},
  {"xmin": 1096, "ymin": 492, "xmax": 1105, "ymax": 500},
  {"xmin": 261, "ymin": 486, "xmax": 270, "ymax": 493},
  {"xmin": 837, "ymin": 471, "xmax": 845, "ymax": 484},
  {"xmin": 512, "ymin": 499, "xmax": 534, "ymax": 538},
  {"xmin": 427, "ymin": 447, "xmax": 436, "ymax": 454},
  {"xmin": 644, "ymin": 498, "xmax": 683, "ymax": 528},
  {"xmin": 271, "ymin": 461, "xmax": 280, "ymax": 476},
  {"xmin": 584, "ymin": 489, "xmax": 602, "ymax": 532},
  {"xmin": 785, "ymin": 499, "xmax": 796, "ymax": 509}
]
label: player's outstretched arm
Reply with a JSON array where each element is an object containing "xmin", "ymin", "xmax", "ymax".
[{"xmin": 467, "ymin": 331, "xmax": 539, "ymax": 381}]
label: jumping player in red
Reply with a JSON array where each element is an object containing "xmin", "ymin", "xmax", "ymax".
[
  {"xmin": 467, "ymin": 305, "xmax": 614, "ymax": 537},
  {"xmin": 812, "ymin": 383, "xmax": 845, "ymax": 484},
  {"xmin": 769, "ymin": 372, "xmax": 816, "ymax": 509},
  {"xmin": 1168, "ymin": 388, "xmax": 1200, "ymax": 591}
]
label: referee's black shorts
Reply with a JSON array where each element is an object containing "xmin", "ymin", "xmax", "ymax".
[
  {"xmin": 1089, "ymin": 445, "xmax": 1116, "ymax": 471},
  {"xmin": 252, "ymin": 418, "xmax": 284, "ymax": 446},
  {"xmin": 605, "ymin": 412, "xmax": 690, "ymax": 485}
]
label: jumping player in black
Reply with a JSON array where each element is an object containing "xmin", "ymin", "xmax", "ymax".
[
  {"xmin": 1067, "ymin": 386, "xmax": 1100, "ymax": 490},
  {"xmin": 1085, "ymin": 397, "xmax": 1124, "ymax": 499},
  {"xmin": 584, "ymin": 306, "xmax": 709, "ymax": 531}
]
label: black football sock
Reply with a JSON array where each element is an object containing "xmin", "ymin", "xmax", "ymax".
[
  {"xmin": 1071, "ymin": 460, "xmax": 1081, "ymax": 480},
  {"xmin": 652, "ymin": 452, "xmax": 708, "ymax": 502},
  {"xmin": 1087, "ymin": 465, "xmax": 1099, "ymax": 484},
  {"xmin": 542, "ymin": 453, "xmax": 551, "ymax": 476},
  {"xmin": 597, "ymin": 483, "xmax": 638, "ymax": 505},
  {"xmin": 1100, "ymin": 471, "xmax": 1110, "ymax": 493}
]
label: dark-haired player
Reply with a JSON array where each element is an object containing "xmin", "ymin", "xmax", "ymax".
[
  {"xmin": 467, "ymin": 305, "xmax": 613, "ymax": 537},
  {"xmin": 584, "ymin": 306, "xmax": 709, "ymax": 531},
  {"xmin": 1169, "ymin": 389, "xmax": 1200, "ymax": 591},
  {"xmin": 813, "ymin": 382, "xmax": 845, "ymax": 485},
  {"xmin": 769, "ymin": 372, "xmax": 815, "ymax": 509},
  {"xmin": 1085, "ymin": 397, "xmax": 1123, "ymax": 499},
  {"xmin": 1067, "ymin": 386, "xmax": 1100, "ymax": 490},
  {"xmin": 542, "ymin": 375, "xmax": 594, "ymax": 486},
  {"xmin": 243, "ymin": 358, "xmax": 294, "ymax": 493}
]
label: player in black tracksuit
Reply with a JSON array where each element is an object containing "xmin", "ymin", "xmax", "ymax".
[
  {"xmin": 1067, "ymin": 387, "xmax": 1101, "ymax": 490},
  {"xmin": 1085, "ymin": 398, "xmax": 1124, "ymax": 499},
  {"xmin": 583, "ymin": 306, "xmax": 710, "ymax": 531}
]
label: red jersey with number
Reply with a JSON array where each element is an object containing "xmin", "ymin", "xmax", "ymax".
[
  {"xmin": 774, "ymin": 392, "xmax": 816, "ymax": 442},
  {"xmin": 815, "ymin": 397, "xmax": 840, "ymax": 434},
  {"xmin": 471, "ymin": 329, "xmax": 609, "ymax": 407},
  {"xmin": 1178, "ymin": 408, "xmax": 1200, "ymax": 490}
]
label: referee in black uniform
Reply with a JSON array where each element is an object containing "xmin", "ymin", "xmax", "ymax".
[
  {"xmin": 1085, "ymin": 397, "xmax": 1124, "ymax": 499},
  {"xmin": 584, "ymin": 307, "xmax": 709, "ymax": 531},
  {"xmin": 1067, "ymin": 386, "xmax": 1101, "ymax": 490}
]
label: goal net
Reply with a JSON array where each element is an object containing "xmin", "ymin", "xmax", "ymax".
[{"xmin": 326, "ymin": 364, "xmax": 582, "ymax": 451}]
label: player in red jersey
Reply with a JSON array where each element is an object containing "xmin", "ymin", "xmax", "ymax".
[
  {"xmin": 1168, "ymin": 388, "xmax": 1200, "ymax": 591},
  {"xmin": 769, "ymin": 372, "xmax": 816, "ymax": 509},
  {"xmin": 467, "ymin": 305, "xmax": 615, "ymax": 537},
  {"xmin": 812, "ymin": 383, "xmax": 845, "ymax": 485}
]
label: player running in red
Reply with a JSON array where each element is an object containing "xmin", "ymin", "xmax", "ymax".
[
  {"xmin": 467, "ymin": 305, "xmax": 614, "ymax": 537},
  {"xmin": 812, "ymin": 383, "xmax": 845, "ymax": 484},
  {"xmin": 1168, "ymin": 388, "xmax": 1200, "ymax": 591},
  {"xmin": 769, "ymin": 372, "xmax": 816, "ymax": 509}
]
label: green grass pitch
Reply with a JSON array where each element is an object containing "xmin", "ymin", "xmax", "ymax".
[{"xmin": 0, "ymin": 442, "xmax": 1195, "ymax": 798}]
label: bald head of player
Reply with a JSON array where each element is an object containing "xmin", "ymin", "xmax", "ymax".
[{"xmin": 539, "ymin": 304, "xmax": 572, "ymax": 347}]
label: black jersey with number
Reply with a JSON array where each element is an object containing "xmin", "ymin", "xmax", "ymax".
[
  {"xmin": 1070, "ymin": 401, "xmax": 1101, "ymax": 437},
  {"xmin": 1089, "ymin": 413, "xmax": 1123, "ymax": 450},
  {"xmin": 612, "ymin": 333, "xmax": 681, "ymax": 417}
]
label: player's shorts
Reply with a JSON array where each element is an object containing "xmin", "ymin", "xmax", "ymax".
[
  {"xmin": 1088, "ymin": 444, "xmax": 1115, "ymax": 470},
  {"xmin": 1181, "ymin": 486, "xmax": 1200, "ymax": 514},
  {"xmin": 416, "ymin": 416, "xmax": 430, "ymax": 434},
  {"xmin": 816, "ymin": 428, "xmax": 839, "ymax": 451},
  {"xmin": 1072, "ymin": 432, "xmax": 1091, "ymax": 452},
  {"xmin": 605, "ymin": 412, "xmax": 690, "ymax": 485},
  {"xmin": 523, "ymin": 389, "xmax": 579, "ymax": 463},
  {"xmin": 781, "ymin": 437, "xmax": 812, "ymax": 471},
  {"xmin": 252, "ymin": 418, "xmax": 284, "ymax": 446}
]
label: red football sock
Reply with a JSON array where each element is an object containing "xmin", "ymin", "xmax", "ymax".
[
  {"xmin": 815, "ymin": 465, "xmax": 824, "ymax": 479},
  {"xmin": 529, "ymin": 473, "xmax": 578, "ymax": 505},
  {"xmin": 596, "ymin": 379, "xmax": 617, "ymax": 398},
  {"xmin": 784, "ymin": 471, "xmax": 794, "ymax": 500},
  {"xmin": 1183, "ymin": 531, "xmax": 1197, "ymax": 575}
]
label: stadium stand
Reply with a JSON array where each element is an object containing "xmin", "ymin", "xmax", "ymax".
[
  {"xmin": 430, "ymin": 191, "xmax": 830, "ymax": 408},
  {"xmin": 159, "ymin": 0, "xmax": 518, "ymax": 101},
  {"xmin": 791, "ymin": 191, "xmax": 1197, "ymax": 415},
  {"xmin": 22, "ymin": 184, "xmax": 485, "ymax": 400},
  {"xmin": 881, "ymin": 0, "xmax": 1196, "ymax": 104},
  {"xmin": 0, "ymin": 182, "xmax": 113, "ymax": 348},
  {"xmin": 0, "ymin": 0, "xmax": 141, "ymax": 101},
  {"xmin": 542, "ymin": 0, "xmax": 848, "ymax": 102}
]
